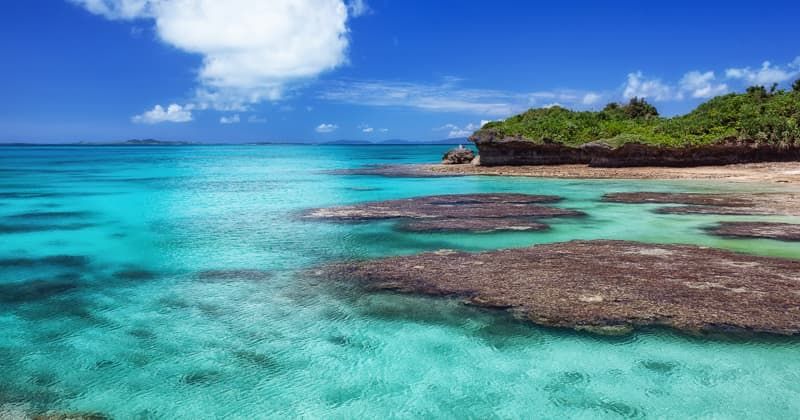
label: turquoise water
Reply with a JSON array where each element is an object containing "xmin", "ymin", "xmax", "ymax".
[{"xmin": 1, "ymin": 145, "xmax": 799, "ymax": 419}]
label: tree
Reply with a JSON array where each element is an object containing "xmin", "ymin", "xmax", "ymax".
[
  {"xmin": 622, "ymin": 97, "xmax": 659, "ymax": 118},
  {"xmin": 793, "ymin": 79, "xmax": 800, "ymax": 92},
  {"xmin": 746, "ymin": 85, "xmax": 768, "ymax": 100}
]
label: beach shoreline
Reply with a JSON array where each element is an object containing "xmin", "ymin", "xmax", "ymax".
[{"xmin": 421, "ymin": 161, "xmax": 800, "ymax": 184}]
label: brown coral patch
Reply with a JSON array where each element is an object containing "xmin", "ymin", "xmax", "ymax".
[
  {"xmin": 706, "ymin": 222, "xmax": 800, "ymax": 241},
  {"xmin": 302, "ymin": 193, "xmax": 580, "ymax": 221},
  {"xmin": 396, "ymin": 218, "xmax": 550, "ymax": 233},
  {"xmin": 602, "ymin": 192, "xmax": 800, "ymax": 216},
  {"xmin": 314, "ymin": 240, "xmax": 800, "ymax": 336}
]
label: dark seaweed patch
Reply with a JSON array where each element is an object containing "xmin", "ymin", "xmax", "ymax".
[
  {"xmin": 0, "ymin": 274, "xmax": 81, "ymax": 303},
  {"xmin": 232, "ymin": 350, "xmax": 281, "ymax": 369},
  {"xmin": 128, "ymin": 328, "xmax": 157, "ymax": 340},
  {"xmin": 0, "ymin": 255, "xmax": 89, "ymax": 268},
  {"xmin": 113, "ymin": 269, "xmax": 157, "ymax": 281},
  {"xmin": 180, "ymin": 370, "xmax": 221, "ymax": 386},
  {"xmin": 5, "ymin": 211, "xmax": 95, "ymax": 220},
  {"xmin": 638, "ymin": 360, "xmax": 679, "ymax": 375},
  {"xmin": 0, "ymin": 223, "xmax": 97, "ymax": 234}
]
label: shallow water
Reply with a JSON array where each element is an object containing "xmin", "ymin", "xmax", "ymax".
[{"xmin": 1, "ymin": 145, "xmax": 799, "ymax": 419}]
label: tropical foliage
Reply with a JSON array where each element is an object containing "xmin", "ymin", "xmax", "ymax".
[{"xmin": 479, "ymin": 82, "xmax": 800, "ymax": 147}]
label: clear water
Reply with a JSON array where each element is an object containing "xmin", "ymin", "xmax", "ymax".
[{"xmin": 1, "ymin": 145, "xmax": 799, "ymax": 419}]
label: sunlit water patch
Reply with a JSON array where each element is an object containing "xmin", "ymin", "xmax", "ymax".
[{"xmin": 1, "ymin": 145, "xmax": 799, "ymax": 418}]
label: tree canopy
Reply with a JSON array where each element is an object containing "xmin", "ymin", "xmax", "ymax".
[{"xmin": 478, "ymin": 87, "xmax": 800, "ymax": 147}]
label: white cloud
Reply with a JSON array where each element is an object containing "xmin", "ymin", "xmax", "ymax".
[
  {"xmin": 361, "ymin": 126, "xmax": 374, "ymax": 133},
  {"xmin": 725, "ymin": 59, "xmax": 800, "ymax": 86},
  {"xmin": 542, "ymin": 102, "xmax": 563, "ymax": 109},
  {"xmin": 316, "ymin": 123, "xmax": 338, "ymax": 133},
  {"xmin": 320, "ymin": 79, "xmax": 595, "ymax": 116},
  {"xmin": 435, "ymin": 122, "xmax": 480, "ymax": 138},
  {"xmin": 379, "ymin": 128, "xmax": 389, "ymax": 133},
  {"xmin": 678, "ymin": 71, "xmax": 728, "ymax": 98},
  {"xmin": 347, "ymin": 0, "xmax": 370, "ymax": 17},
  {"xmin": 131, "ymin": 103, "xmax": 192, "ymax": 124},
  {"xmin": 480, "ymin": 120, "xmax": 492, "ymax": 127},
  {"xmin": 581, "ymin": 92, "xmax": 602, "ymax": 105},
  {"xmin": 71, "ymin": 0, "xmax": 360, "ymax": 110},
  {"xmin": 623, "ymin": 72, "xmax": 673, "ymax": 101},
  {"xmin": 247, "ymin": 115, "xmax": 267, "ymax": 123},
  {"xmin": 220, "ymin": 114, "xmax": 240, "ymax": 124}
]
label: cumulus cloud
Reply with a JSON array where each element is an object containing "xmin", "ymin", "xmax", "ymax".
[
  {"xmin": 220, "ymin": 114, "xmax": 240, "ymax": 124},
  {"xmin": 623, "ymin": 72, "xmax": 673, "ymax": 101},
  {"xmin": 348, "ymin": 0, "xmax": 371, "ymax": 17},
  {"xmin": 581, "ymin": 92, "xmax": 602, "ymax": 105},
  {"xmin": 358, "ymin": 124, "xmax": 374, "ymax": 133},
  {"xmin": 435, "ymin": 123, "xmax": 480, "ymax": 138},
  {"xmin": 247, "ymin": 115, "xmax": 267, "ymax": 123},
  {"xmin": 131, "ymin": 103, "xmax": 192, "ymax": 124},
  {"xmin": 725, "ymin": 59, "xmax": 800, "ymax": 86},
  {"xmin": 71, "ymin": 0, "xmax": 359, "ymax": 110},
  {"xmin": 316, "ymin": 123, "xmax": 338, "ymax": 133},
  {"xmin": 679, "ymin": 71, "xmax": 728, "ymax": 98}
]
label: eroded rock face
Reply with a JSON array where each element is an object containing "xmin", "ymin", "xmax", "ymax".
[
  {"xmin": 302, "ymin": 194, "xmax": 583, "ymax": 232},
  {"xmin": 441, "ymin": 147, "xmax": 475, "ymax": 164},
  {"xmin": 601, "ymin": 192, "xmax": 799, "ymax": 216},
  {"xmin": 470, "ymin": 131, "xmax": 800, "ymax": 167},
  {"xmin": 314, "ymin": 240, "xmax": 800, "ymax": 336},
  {"xmin": 706, "ymin": 222, "xmax": 800, "ymax": 241}
]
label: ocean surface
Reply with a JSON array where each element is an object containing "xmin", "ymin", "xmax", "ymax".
[{"xmin": 1, "ymin": 145, "xmax": 799, "ymax": 419}]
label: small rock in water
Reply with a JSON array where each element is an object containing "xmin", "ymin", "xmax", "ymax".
[{"xmin": 441, "ymin": 146, "xmax": 475, "ymax": 164}]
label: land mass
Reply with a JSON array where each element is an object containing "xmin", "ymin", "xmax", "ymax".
[{"xmin": 469, "ymin": 84, "xmax": 800, "ymax": 167}]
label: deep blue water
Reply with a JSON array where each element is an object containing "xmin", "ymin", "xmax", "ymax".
[{"xmin": 1, "ymin": 145, "xmax": 799, "ymax": 418}]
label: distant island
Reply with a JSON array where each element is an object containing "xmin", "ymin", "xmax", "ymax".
[{"xmin": 470, "ymin": 80, "xmax": 800, "ymax": 167}]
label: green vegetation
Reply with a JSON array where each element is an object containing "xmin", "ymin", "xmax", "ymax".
[{"xmin": 479, "ymin": 82, "xmax": 800, "ymax": 148}]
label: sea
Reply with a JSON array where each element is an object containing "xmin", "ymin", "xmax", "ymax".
[{"xmin": 1, "ymin": 144, "xmax": 799, "ymax": 418}]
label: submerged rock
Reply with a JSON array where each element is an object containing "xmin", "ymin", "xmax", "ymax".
[
  {"xmin": 706, "ymin": 222, "xmax": 800, "ymax": 241},
  {"xmin": 602, "ymin": 191, "xmax": 800, "ymax": 216},
  {"xmin": 396, "ymin": 217, "xmax": 550, "ymax": 233},
  {"xmin": 441, "ymin": 147, "xmax": 475, "ymax": 164},
  {"xmin": 32, "ymin": 412, "xmax": 109, "ymax": 420},
  {"xmin": 314, "ymin": 240, "xmax": 800, "ymax": 336},
  {"xmin": 303, "ymin": 193, "xmax": 578, "ymax": 221},
  {"xmin": 196, "ymin": 269, "xmax": 272, "ymax": 282}
]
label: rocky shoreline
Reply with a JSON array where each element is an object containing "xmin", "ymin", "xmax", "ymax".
[
  {"xmin": 470, "ymin": 132, "xmax": 800, "ymax": 168},
  {"xmin": 314, "ymin": 240, "xmax": 800, "ymax": 336}
]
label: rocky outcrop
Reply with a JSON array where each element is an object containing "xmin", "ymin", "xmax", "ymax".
[
  {"xmin": 470, "ymin": 130, "xmax": 800, "ymax": 167},
  {"xmin": 313, "ymin": 240, "xmax": 800, "ymax": 336},
  {"xmin": 302, "ymin": 193, "xmax": 584, "ymax": 232},
  {"xmin": 706, "ymin": 222, "xmax": 800, "ymax": 241},
  {"xmin": 441, "ymin": 147, "xmax": 475, "ymax": 164}
]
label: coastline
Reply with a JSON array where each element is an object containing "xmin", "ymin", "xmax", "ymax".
[{"xmin": 420, "ymin": 161, "xmax": 800, "ymax": 184}]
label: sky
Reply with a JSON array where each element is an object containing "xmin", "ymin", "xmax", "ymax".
[{"xmin": 1, "ymin": 0, "xmax": 799, "ymax": 143}]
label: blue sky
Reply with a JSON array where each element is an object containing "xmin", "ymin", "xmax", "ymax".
[{"xmin": 1, "ymin": 0, "xmax": 799, "ymax": 143}]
